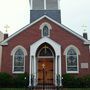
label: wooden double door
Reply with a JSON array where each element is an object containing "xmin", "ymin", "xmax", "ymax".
[{"xmin": 38, "ymin": 58, "xmax": 53, "ymax": 84}]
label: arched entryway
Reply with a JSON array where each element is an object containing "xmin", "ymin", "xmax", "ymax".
[
  {"xmin": 36, "ymin": 43, "xmax": 55, "ymax": 85},
  {"xmin": 29, "ymin": 37, "xmax": 61, "ymax": 86}
]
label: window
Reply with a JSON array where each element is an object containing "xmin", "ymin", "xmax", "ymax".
[
  {"xmin": 39, "ymin": 47, "xmax": 53, "ymax": 56},
  {"xmin": 67, "ymin": 49, "xmax": 77, "ymax": 72},
  {"xmin": 11, "ymin": 45, "xmax": 27, "ymax": 73},
  {"xmin": 40, "ymin": 22, "xmax": 52, "ymax": 37},
  {"xmin": 43, "ymin": 25, "xmax": 49, "ymax": 37},
  {"xmin": 64, "ymin": 45, "xmax": 80, "ymax": 73},
  {"xmin": 14, "ymin": 49, "xmax": 24, "ymax": 72}
]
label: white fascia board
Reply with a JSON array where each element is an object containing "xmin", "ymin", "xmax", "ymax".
[
  {"xmin": 89, "ymin": 45, "xmax": 90, "ymax": 52},
  {"xmin": 43, "ymin": 16, "xmax": 88, "ymax": 43},
  {"xmin": 84, "ymin": 40, "xmax": 90, "ymax": 44}
]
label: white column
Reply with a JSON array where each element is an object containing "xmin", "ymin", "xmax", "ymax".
[
  {"xmin": 29, "ymin": 55, "xmax": 34, "ymax": 86},
  {"xmin": 55, "ymin": 56, "xmax": 57, "ymax": 85},
  {"xmin": 33, "ymin": 56, "xmax": 37, "ymax": 86},
  {"xmin": 29, "ymin": 55, "xmax": 32, "ymax": 86},
  {"xmin": 57, "ymin": 55, "xmax": 62, "ymax": 86}
]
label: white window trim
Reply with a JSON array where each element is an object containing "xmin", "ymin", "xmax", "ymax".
[
  {"xmin": 64, "ymin": 45, "xmax": 80, "ymax": 74},
  {"xmin": 11, "ymin": 45, "xmax": 27, "ymax": 74},
  {"xmin": 40, "ymin": 22, "xmax": 52, "ymax": 37}
]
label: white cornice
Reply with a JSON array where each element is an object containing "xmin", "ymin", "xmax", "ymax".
[
  {"xmin": 89, "ymin": 45, "xmax": 90, "ymax": 53},
  {"xmin": 0, "ymin": 15, "xmax": 89, "ymax": 45}
]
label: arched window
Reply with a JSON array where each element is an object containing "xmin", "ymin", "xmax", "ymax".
[
  {"xmin": 64, "ymin": 45, "xmax": 80, "ymax": 73},
  {"xmin": 67, "ymin": 49, "xmax": 77, "ymax": 72},
  {"xmin": 43, "ymin": 25, "xmax": 49, "ymax": 36},
  {"xmin": 39, "ymin": 48, "xmax": 53, "ymax": 56},
  {"xmin": 40, "ymin": 22, "xmax": 52, "ymax": 37},
  {"xmin": 11, "ymin": 45, "xmax": 27, "ymax": 73},
  {"xmin": 14, "ymin": 49, "xmax": 24, "ymax": 72}
]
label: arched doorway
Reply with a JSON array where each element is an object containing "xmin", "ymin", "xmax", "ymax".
[
  {"xmin": 36, "ymin": 43, "xmax": 55, "ymax": 85},
  {"xmin": 29, "ymin": 37, "xmax": 61, "ymax": 86}
]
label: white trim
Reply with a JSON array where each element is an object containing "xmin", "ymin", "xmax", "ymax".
[
  {"xmin": 40, "ymin": 22, "xmax": 52, "ymax": 37},
  {"xmin": 11, "ymin": 45, "xmax": 27, "ymax": 56},
  {"xmin": 29, "ymin": 0, "xmax": 32, "ymax": 10},
  {"xmin": 11, "ymin": 45, "xmax": 27, "ymax": 73},
  {"xmin": 40, "ymin": 22, "xmax": 52, "ymax": 30},
  {"xmin": 58, "ymin": 0, "xmax": 60, "ymax": 9},
  {"xmin": 0, "ymin": 15, "xmax": 90, "ymax": 45},
  {"xmin": 64, "ymin": 45, "xmax": 80, "ymax": 55},
  {"xmin": 0, "ymin": 46, "xmax": 2, "ymax": 71},
  {"xmin": 64, "ymin": 45, "xmax": 80, "ymax": 74},
  {"xmin": 44, "ymin": 0, "xmax": 46, "ymax": 10},
  {"xmin": 89, "ymin": 45, "xmax": 90, "ymax": 53},
  {"xmin": 29, "ymin": 37, "xmax": 62, "ymax": 86},
  {"xmin": 37, "ymin": 56, "xmax": 54, "ymax": 58}
]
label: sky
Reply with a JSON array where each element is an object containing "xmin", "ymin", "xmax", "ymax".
[{"xmin": 0, "ymin": 0, "xmax": 90, "ymax": 39}]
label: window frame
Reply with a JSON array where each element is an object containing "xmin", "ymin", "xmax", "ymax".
[
  {"xmin": 11, "ymin": 45, "xmax": 27, "ymax": 74},
  {"xmin": 66, "ymin": 49, "xmax": 79, "ymax": 73},
  {"xmin": 64, "ymin": 45, "xmax": 80, "ymax": 74},
  {"xmin": 13, "ymin": 49, "xmax": 25, "ymax": 73},
  {"xmin": 40, "ymin": 22, "xmax": 52, "ymax": 37}
]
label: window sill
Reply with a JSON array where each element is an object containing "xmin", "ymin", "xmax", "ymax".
[
  {"xmin": 12, "ymin": 71, "xmax": 25, "ymax": 74},
  {"xmin": 66, "ymin": 71, "xmax": 79, "ymax": 74}
]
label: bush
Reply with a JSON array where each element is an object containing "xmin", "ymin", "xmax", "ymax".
[
  {"xmin": 13, "ymin": 73, "xmax": 29, "ymax": 88},
  {"xmin": 0, "ymin": 72, "xmax": 12, "ymax": 87},
  {"xmin": 62, "ymin": 74, "xmax": 82, "ymax": 88},
  {"xmin": 82, "ymin": 75, "xmax": 90, "ymax": 88},
  {"xmin": 0, "ymin": 72, "xmax": 29, "ymax": 88}
]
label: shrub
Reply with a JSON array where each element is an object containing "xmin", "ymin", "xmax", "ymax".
[
  {"xmin": 62, "ymin": 74, "xmax": 82, "ymax": 88},
  {"xmin": 82, "ymin": 75, "xmax": 90, "ymax": 88},
  {"xmin": 0, "ymin": 72, "xmax": 12, "ymax": 87},
  {"xmin": 13, "ymin": 73, "xmax": 29, "ymax": 88}
]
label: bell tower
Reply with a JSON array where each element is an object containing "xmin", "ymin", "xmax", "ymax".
[{"xmin": 29, "ymin": 0, "xmax": 61, "ymax": 23}]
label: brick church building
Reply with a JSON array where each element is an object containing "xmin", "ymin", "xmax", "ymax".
[{"xmin": 0, "ymin": 0, "xmax": 90, "ymax": 86}]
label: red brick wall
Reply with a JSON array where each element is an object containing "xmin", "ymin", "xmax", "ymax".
[{"xmin": 1, "ymin": 18, "xmax": 90, "ymax": 76}]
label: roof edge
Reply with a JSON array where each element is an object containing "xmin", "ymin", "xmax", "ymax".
[{"xmin": 0, "ymin": 15, "xmax": 89, "ymax": 45}]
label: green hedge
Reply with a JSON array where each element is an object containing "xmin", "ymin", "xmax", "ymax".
[
  {"xmin": 62, "ymin": 74, "xmax": 90, "ymax": 88},
  {"xmin": 1, "ymin": 73, "xmax": 90, "ymax": 88},
  {"xmin": 0, "ymin": 72, "xmax": 29, "ymax": 88},
  {"xmin": 0, "ymin": 72, "xmax": 13, "ymax": 87}
]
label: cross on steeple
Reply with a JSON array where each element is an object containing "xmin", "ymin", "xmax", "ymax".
[
  {"xmin": 4, "ymin": 25, "xmax": 10, "ymax": 33},
  {"xmin": 82, "ymin": 24, "xmax": 87, "ymax": 32}
]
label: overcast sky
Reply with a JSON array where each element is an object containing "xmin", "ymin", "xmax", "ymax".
[{"xmin": 0, "ymin": 0, "xmax": 90, "ymax": 39}]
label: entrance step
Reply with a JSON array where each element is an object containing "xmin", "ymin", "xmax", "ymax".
[{"xmin": 29, "ymin": 84, "xmax": 62, "ymax": 90}]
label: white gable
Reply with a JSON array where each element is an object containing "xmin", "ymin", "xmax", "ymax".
[{"xmin": 0, "ymin": 15, "xmax": 90, "ymax": 45}]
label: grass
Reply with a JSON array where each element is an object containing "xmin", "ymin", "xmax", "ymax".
[
  {"xmin": 0, "ymin": 88, "xmax": 28, "ymax": 90},
  {"xmin": 0, "ymin": 88, "xmax": 90, "ymax": 90}
]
